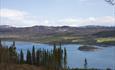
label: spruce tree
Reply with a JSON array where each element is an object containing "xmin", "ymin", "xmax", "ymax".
[
  {"xmin": 32, "ymin": 46, "xmax": 36, "ymax": 65},
  {"xmin": 26, "ymin": 49, "xmax": 32, "ymax": 64},
  {"xmin": 36, "ymin": 49, "xmax": 40, "ymax": 66},
  {"xmin": 53, "ymin": 43, "xmax": 56, "ymax": 53},
  {"xmin": 64, "ymin": 48, "xmax": 67, "ymax": 70},
  {"xmin": 0, "ymin": 40, "xmax": 2, "ymax": 47},
  {"xmin": 8, "ymin": 41, "xmax": 17, "ymax": 63},
  {"xmin": 84, "ymin": 58, "xmax": 88, "ymax": 69},
  {"xmin": 20, "ymin": 49, "xmax": 24, "ymax": 64}
]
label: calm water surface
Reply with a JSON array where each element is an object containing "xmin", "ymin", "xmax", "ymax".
[{"xmin": 2, "ymin": 41, "xmax": 115, "ymax": 69}]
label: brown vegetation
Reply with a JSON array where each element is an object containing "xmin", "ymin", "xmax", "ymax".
[{"xmin": 0, "ymin": 63, "xmax": 46, "ymax": 70}]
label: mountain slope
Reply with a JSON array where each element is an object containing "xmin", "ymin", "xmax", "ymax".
[
  {"xmin": 0, "ymin": 25, "xmax": 114, "ymax": 36},
  {"xmin": 0, "ymin": 25, "xmax": 115, "ymax": 43}
]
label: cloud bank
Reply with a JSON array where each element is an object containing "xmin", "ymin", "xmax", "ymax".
[{"xmin": 0, "ymin": 8, "xmax": 115, "ymax": 27}]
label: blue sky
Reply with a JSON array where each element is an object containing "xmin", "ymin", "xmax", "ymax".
[{"xmin": 0, "ymin": 0, "xmax": 115, "ymax": 27}]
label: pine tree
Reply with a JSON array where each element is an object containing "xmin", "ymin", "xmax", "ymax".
[
  {"xmin": 8, "ymin": 41, "xmax": 17, "ymax": 63},
  {"xmin": 64, "ymin": 48, "xmax": 67, "ymax": 70},
  {"xmin": 36, "ymin": 49, "xmax": 40, "ymax": 66},
  {"xmin": 53, "ymin": 43, "xmax": 56, "ymax": 54},
  {"xmin": 20, "ymin": 49, "xmax": 24, "ymax": 64},
  {"xmin": 32, "ymin": 45, "xmax": 36, "ymax": 65},
  {"xmin": 0, "ymin": 40, "xmax": 2, "ymax": 47},
  {"xmin": 52, "ymin": 43, "xmax": 63, "ymax": 70},
  {"xmin": 26, "ymin": 49, "xmax": 32, "ymax": 64},
  {"xmin": 84, "ymin": 58, "xmax": 88, "ymax": 69}
]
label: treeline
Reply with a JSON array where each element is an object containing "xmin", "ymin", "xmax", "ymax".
[
  {"xmin": 0, "ymin": 41, "xmax": 18, "ymax": 64},
  {"xmin": 0, "ymin": 40, "xmax": 67, "ymax": 70},
  {"xmin": 93, "ymin": 30, "xmax": 115, "ymax": 37},
  {"xmin": 18, "ymin": 44, "xmax": 67, "ymax": 70}
]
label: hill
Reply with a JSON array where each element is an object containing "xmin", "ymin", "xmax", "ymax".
[
  {"xmin": 93, "ymin": 30, "xmax": 115, "ymax": 37},
  {"xmin": 0, "ymin": 25, "xmax": 115, "ymax": 43},
  {"xmin": 0, "ymin": 25, "xmax": 114, "ymax": 36}
]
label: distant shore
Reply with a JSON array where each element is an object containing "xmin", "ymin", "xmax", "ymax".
[{"xmin": 1, "ymin": 37, "xmax": 115, "ymax": 47}]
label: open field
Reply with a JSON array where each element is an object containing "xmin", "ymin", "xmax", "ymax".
[
  {"xmin": 1, "ymin": 35, "xmax": 115, "ymax": 45},
  {"xmin": 96, "ymin": 37, "xmax": 115, "ymax": 43}
]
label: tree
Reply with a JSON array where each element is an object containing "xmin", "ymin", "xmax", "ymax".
[
  {"xmin": 105, "ymin": 0, "xmax": 115, "ymax": 5},
  {"xmin": 0, "ymin": 40, "xmax": 2, "ymax": 47},
  {"xmin": 84, "ymin": 58, "xmax": 88, "ymax": 69},
  {"xmin": 64, "ymin": 48, "xmax": 67, "ymax": 70},
  {"xmin": 32, "ymin": 45, "xmax": 36, "ymax": 65},
  {"xmin": 36, "ymin": 49, "xmax": 40, "ymax": 66},
  {"xmin": 0, "ymin": 47, "xmax": 9, "ymax": 63},
  {"xmin": 53, "ymin": 43, "xmax": 56, "ymax": 54},
  {"xmin": 20, "ymin": 49, "xmax": 24, "ymax": 64},
  {"xmin": 26, "ymin": 49, "xmax": 32, "ymax": 64},
  {"xmin": 53, "ymin": 45, "xmax": 63, "ymax": 70},
  {"xmin": 9, "ymin": 41, "xmax": 17, "ymax": 63}
]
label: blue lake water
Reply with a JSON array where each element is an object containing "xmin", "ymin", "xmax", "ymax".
[{"xmin": 2, "ymin": 41, "xmax": 115, "ymax": 69}]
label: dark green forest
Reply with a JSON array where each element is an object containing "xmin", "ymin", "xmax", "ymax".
[{"xmin": 0, "ymin": 40, "xmax": 68, "ymax": 70}]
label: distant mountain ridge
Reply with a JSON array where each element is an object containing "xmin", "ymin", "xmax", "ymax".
[
  {"xmin": 0, "ymin": 25, "xmax": 13, "ymax": 28},
  {"xmin": 0, "ymin": 25, "xmax": 115, "ymax": 37},
  {"xmin": 0, "ymin": 25, "xmax": 115, "ymax": 28}
]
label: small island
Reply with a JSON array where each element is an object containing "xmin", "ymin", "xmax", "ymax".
[{"xmin": 78, "ymin": 45, "xmax": 99, "ymax": 51}]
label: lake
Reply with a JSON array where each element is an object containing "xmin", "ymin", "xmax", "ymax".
[{"xmin": 2, "ymin": 41, "xmax": 115, "ymax": 69}]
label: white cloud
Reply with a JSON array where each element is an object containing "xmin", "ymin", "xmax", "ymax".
[
  {"xmin": 57, "ymin": 16, "xmax": 115, "ymax": 26},
  {"xmin": 0, "ymin": 8, "xmax": 39, "ymax": 27},
  {"xmin": 0, "ymin": 9, "xmax": 28, "ymax": 20},
  {"xmin": 0, "ymin": 8, "xmax": 115, "ymax": 27},
  {"xmin": 44, "ymin": 20, "xmax": 49, "ymax": 24}
]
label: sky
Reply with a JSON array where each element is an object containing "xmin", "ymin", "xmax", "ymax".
[{"xmin": 0, "ymin": 0, "xmax": 115, "ymax": 27}]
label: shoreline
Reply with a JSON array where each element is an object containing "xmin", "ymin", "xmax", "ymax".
[{"xmin": 1, "ymin": 38, "xmax": 115, "ymax": 47}]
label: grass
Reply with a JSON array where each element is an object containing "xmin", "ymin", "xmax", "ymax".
[
  {"xmin": 96, "ymin": 37, "xmax": 115, "ymax": 43},
  {"xmin": 37, "ymin": 36, "xmax": 82, "ymax": 43},
  {"xmin": 1, "ymin": 34, "xmax": 115, "ymax": 45}
]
